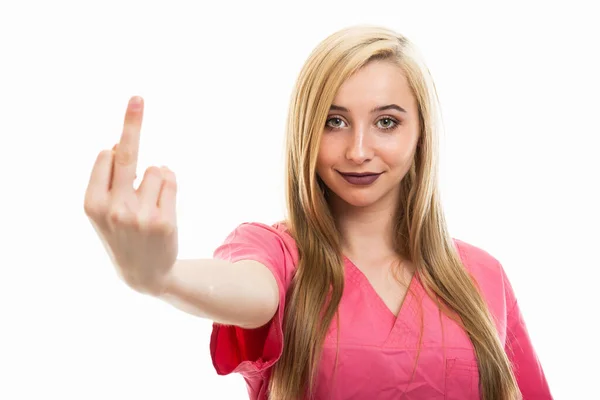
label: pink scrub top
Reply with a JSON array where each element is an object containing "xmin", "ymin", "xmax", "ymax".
[{"xmin": 210, "ymin": 222, "xmax": 552, "ymax": 399}]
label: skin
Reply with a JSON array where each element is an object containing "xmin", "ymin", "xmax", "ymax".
[
  {"xmin": 84, "ymin": 97, "xmax": 279, "ymax": 328},
  {"xmin": 82, "ymin": 60, "xmax": 421, "ymax": 325},
  {"xmin": 316, "ymin": 60, "xmax": 422, "ymax": 314}
]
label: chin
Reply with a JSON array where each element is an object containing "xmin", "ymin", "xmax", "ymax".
[
  {"xmin": 345, "ymin": 195, "xmax": 378, "ymax": 208},
  {"xmin": 330, "ymin": 190, "xmax": 383, "ymax": 209},
  {"xmin": 325, "ymin": 179, "xmax": 399, "ymax": 210}
]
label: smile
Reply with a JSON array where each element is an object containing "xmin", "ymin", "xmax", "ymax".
[{"xmin": 337, "ymin": 171, "xmax": 383, "ymax": 186}]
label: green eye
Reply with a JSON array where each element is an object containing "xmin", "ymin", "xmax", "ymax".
[
  {"xmin": 377, "ymin": 117, "xmax": 399, "ymax": 131},
  {"xmin": 326, "ymin": 117, "xmax": 346, "ymax": 129},
  {"xmin": 325, "ymin": 116, "xmax": 399, "ymax": 131}
]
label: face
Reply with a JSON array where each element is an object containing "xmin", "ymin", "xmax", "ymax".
[{"xmin": 316, "ymin": 60, "xmax": 421, "ymax": 211}]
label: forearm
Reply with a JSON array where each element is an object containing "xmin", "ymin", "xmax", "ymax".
[{"xmin": 156, "ymin": 258, "xmax": 279, "ymax": 329}]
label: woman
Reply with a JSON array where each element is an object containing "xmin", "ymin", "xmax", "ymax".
[{"xmin": 84, "ymin": 25, "xmax": 551, "ymax": 399}]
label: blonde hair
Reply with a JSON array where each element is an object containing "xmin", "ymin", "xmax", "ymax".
[{"xmin": 270, "ymin": 24, "xmax": 521, "ymax": 400}]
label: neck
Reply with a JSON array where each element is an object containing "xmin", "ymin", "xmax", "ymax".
[{"xmin": 330, "ymin": 194, "xmax": 399, "ymax": 262}]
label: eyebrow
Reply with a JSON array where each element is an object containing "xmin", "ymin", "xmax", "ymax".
[{"xmin": 329, "ymin": 104, "xmax": 407, "ymax": 114}]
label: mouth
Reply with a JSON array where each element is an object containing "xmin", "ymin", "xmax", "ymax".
[
  {"xmin": 339, "ymin": 172, "xmax": 381, "ymax": 177},
  {"xmin": 337, "ymin": 171, "xmax": 383, "ymax": 186}
]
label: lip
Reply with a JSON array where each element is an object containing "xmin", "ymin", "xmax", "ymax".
[
  {"xmin": 339, "ymin": 172, "xmax": 380, "ymax": 177},
  {"xmin": 338, "ymin": 171, "xmax": 382, "ymax": 186}
]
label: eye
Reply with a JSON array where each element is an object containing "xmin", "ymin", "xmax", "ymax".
[
  {"xmin": 325, "ymin": 116, "xmax": 400, "ymax": 131},
  {"xmin": 325, "ymin": 117, "xmax": 347, "ymax": 130},
  {"xmin": 377, "ymin": 117, "xmax": 399, "ymax": 131}
]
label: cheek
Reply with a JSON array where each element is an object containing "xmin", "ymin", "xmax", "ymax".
[
  {"xmin": 317, "ymin": 137, "xmax": 338, "ymax": 169},
  {"xmin": 388, "ymin": 145, "xmax": 412, "ymax": 162},
  {"xmin": 382, "ymin": 135, "xmax": 418, "ymax": 166}
]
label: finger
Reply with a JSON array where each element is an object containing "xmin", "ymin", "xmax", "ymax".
[
  {"xmin": 158, "ymin": 166, "xmax": 177, "ymax": 222},
  {"xmin": 84, "ymin": 148, "xmax": 115, "ymax": 217},
  {"xmin": 111, "ymin": 144, "xmax": 137, "ymax": 185},
  {"xmin": 108, "ymin": 144, "xmax": 116, "ymax": 189},
  {"xmin": 136, "ymin": 166, "xmax": 164, "ymax": 216},
  {"xmin": 112, "ymin": 96, "xmax": 144, "ymax": 196}
]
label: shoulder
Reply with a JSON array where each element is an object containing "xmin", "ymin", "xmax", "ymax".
[
  {"xmin": 452, "ymin": 238, "xmax": 503, "ymax": 278},
  {"xmin": 238, "ymin": 220, "xmax": 296, "ymax": 248},
  {"xmin": 216, "ymin": 220, "xmax": 300, "ymax": 265},
  {"xmin": 452, "ymin": 238, "xmax": 512, "ymax": 313}
]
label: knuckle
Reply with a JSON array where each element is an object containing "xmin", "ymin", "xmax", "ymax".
[
  {"xmin": 146, "ymin": 166, "xmax": 162, "ymax": 176},
  {"xmin": 156, "ymin": 218, "xmax": 176, "ymax": 233},
  {"xmin": 98, "ymin": 149, "xmax": 112, "ymax": 160},
  {"xmin": 115, "ymin": 148, "xmax": 136, "ymax": 165},
  {"xmin": 161, "ymin": 166, "xmax": 175, "ymax": 178},
  {"xmin": 108, "ymin": 208, "xmax": 121, "ymax": 224},
  {"xmin": 135, "ymin": 209, "xmax": 159, "ymax": 231},
  {"xmin": 135, "ymin": 214, "xmax": 151, "ymax": 231},
  {"xmin": 143, "ymin": 166, "xmax": 162, "ymax": 182},
  {"xmin": 83, "ymin": 197, "xmax": 106, "ymax": 218},
  {"xmin": 108, "ymin": 206, "xmax": 129, "ymax": 225},
  {"xmin": 162, "ymin": 177, "xmax": 177, "ymax": 192},
  {"xmin": 93, "ymin": 150, "xmax": 108, "ymax": 165},
  {"xmin": 161, "ymin": 169, "xmax": 177, "ymax": 189},
  {"xmin": 83, "ymin": 201, "xmax": 100, "ymax": 218},
  {"xmin": 145, "ymin": 215, "xmax": 174, "ymax": 234}
]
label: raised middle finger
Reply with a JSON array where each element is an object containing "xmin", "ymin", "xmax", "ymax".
[{"xmin": 111, "ymin": 96, "xmax": 144, "ymax": 197}]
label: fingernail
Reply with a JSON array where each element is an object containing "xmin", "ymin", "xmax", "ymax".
[{"xmin": 130, "ymin": 96, "xmax": 143, "ymax": 110}]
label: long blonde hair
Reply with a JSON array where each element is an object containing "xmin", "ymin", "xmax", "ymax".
[{"xmin": 269, "ymin": 25, "xmax": 521, "ymax": 400}]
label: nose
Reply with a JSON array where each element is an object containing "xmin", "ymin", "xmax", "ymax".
[{"xmin": 345, "ymin": 126, "xmax": 374, "ymax": 164}]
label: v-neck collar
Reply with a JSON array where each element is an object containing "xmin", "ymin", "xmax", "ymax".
[
  {"xmin": 343, "ymin": 256, "xmax": 423, "ymax": 346},
  {"xmin": 343, "ymin": 256, "xmax": 418, "ymax": 318}
]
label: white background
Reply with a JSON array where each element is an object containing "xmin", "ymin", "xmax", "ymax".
[{"xmin": 1, "ymin": 0, "xmax": 598, "ymax": 398}]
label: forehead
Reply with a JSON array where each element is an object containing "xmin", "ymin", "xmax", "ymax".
[{"xmin": 332, "ymin": 60, "xmax": 414, "ymax": 109}]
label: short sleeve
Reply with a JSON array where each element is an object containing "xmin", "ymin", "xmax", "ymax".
[
  {"xmin": 501, "ymin": 267, "xmax": 553, "ymax": 399},
  {"xmin": 209, "ymin": 222, "xmax": 294, "ymax": 378}
]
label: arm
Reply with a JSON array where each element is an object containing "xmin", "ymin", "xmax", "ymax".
[
  {"xmin": 202, "ymin": 222, "xmax": 294, "ymax": 378},
  {"xmin": 157, "ymin": 258, "xmax": 280, "ymax": 330}
]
